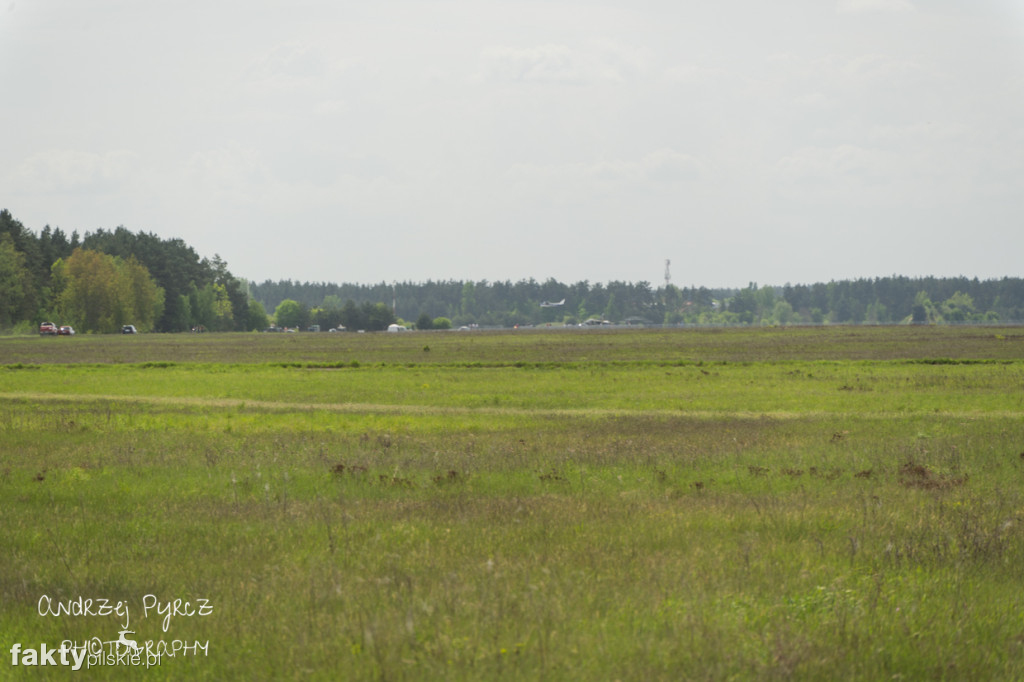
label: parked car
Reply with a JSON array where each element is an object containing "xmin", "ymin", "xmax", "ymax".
[
  {"xmin": 58, "ymin": 326, "xmax": 75, "ymax": 336},
  {"xmin": 121, "ymin": 325, "xmax": 137, "ymax": 334},
  {"xmin": 39, "ymin": 322, "xmax": 59, "ymax": 336}
]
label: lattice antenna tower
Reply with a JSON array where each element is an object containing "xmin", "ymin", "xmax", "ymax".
[{"xmin": 664, "ymin": 259, "xmax": 672, "ymax": 288}]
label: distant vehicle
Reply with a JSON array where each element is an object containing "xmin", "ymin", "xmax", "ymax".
[
  {"xmin": 308, "ymin": 325, "xmax": 320, "ymax": 332},
  {"xmin": 39, "ymin": 322, "xmax": 59, "ymax": 336},
  {"xmin": 58, "ymin": 326, "xmax": 75, "ymax": 336},
  {"xmin": 386, "ymin": 324, "xmax": 409, "ymax": 332},
  {"xmin": 580, "ymin": 318, "xmax": 611, "ymax": 327},
  {"xmin": 121, "ymin": 325, "xmax": 137, "ymax": 334},
  {"xmin": 621, "ymin": 317, "xmax": 650, "ymax": 327}
]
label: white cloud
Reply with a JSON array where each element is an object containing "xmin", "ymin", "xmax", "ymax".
[
  {"xmin": 504, "ymin": 148, "xmax": 704, "ymax": 207},
  {"xmin": 186, "ymin": 146, "xmax": 270, "ymax": 203},
  {"xmin": 772, "ymin": 144, "xmax": 901, "ymax": 204},
  {"xmin": 477, "ymin": 43, "xmax": 643, "ymax": 85},
  {"xmin": 776, "ymin": 144, "xmax": 884, "ymax": 179},
  {"xmin": 836, "ymin": 0, "xmax": 915, "ymax": 14},
  {"xmin": 253, "ymin": 42, "xmax": 329, "ymax": 79},
  {"xmin": 841, "ymin": 53, "xmax": 924, "ymax": 81},
  {"xmin": 639, "ymin": 149, "xmax": 704, "ymax": 183},
  {"xmin": 9, "ymin": 149, "xmax": 140, "ymax": 195},
  {"xmin": 769, "ymin": 138, "xmax": 999, "ymax": 209},
  {"xmin": 244, "ymin": 42, "xmax": 361, "ymax": 94},
  {"xmin": 312, "ymin": 99, "xmax": 350, "ymax": 117},
  {"xmin": 590, "ymin": 39, "xmax": 653, "ymax": 80},
  {"xmin": 664, "ymin": 63, "xmax": 732, "ymax": 85}
]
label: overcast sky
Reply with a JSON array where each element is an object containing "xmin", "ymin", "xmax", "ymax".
[{"xmin": 2, "ymin": 1, "xmax": 1023, "ymax": 288}]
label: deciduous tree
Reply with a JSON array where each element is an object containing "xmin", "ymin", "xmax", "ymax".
[
  {"xmin": 274, "ymin": 299, "xmax": 306, "ymax": 329},
  {"xmin": 54, "ymin": 248, "xmax": 164, "ymax": 332}
]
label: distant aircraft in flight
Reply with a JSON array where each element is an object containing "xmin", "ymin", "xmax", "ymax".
[{"xmin": 540, "ymin": 299, "xmax": 566, "ymax": 308}]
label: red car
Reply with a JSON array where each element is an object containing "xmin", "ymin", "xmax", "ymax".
[
  {"xmin": 39, "ymin": 322, "xmax": 58, "ymax": 336},
  {"xmin": 58, "ymin": 326, "xmax": 76, "ymax": 336}
]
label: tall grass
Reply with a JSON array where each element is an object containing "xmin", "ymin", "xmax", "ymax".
[{"xmin": 1, "ymin": 327, "xmax": 1023, "ymax": 679}]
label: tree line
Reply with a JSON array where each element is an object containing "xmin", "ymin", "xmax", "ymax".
[
  {"xmin": 252, "ymin": 276, "xmax": 1024, "ymax": 329},
  {"xmin": 4, "ymin": 208, "xmax": 1022, "ymax": 333},
  {"xmin": 0, "ymin": 210, "xmax": 269, "ymax": 333},
  {"xmin": 251, "ymin": 279, "xmax": 728, "ymax": 330}
]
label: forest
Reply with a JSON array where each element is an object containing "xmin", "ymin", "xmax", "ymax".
[
  {"xmin": 0, "ymin": 210, "xmax": 268, "ymax": 333},
  {"xmin": 3, "ymin": 209, "xmax": 1023, "ymax": 333}
]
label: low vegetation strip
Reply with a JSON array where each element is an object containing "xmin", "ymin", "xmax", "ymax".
[
  {"xmin": 3, "ymin": 324, "xmax": 1024, "ymax": 366},
  {"xmin": 2, "ymin": 355, "xmax": 1023, "ymax": 418},
  {"xmin": 1, "ymin": 390, "xmax": 1021, "ymax": 422}
]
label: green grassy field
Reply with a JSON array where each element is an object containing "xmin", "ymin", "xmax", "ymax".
[{"xmin": 1, "ymin": 326, "xmax": 1023, "ymax": 680}]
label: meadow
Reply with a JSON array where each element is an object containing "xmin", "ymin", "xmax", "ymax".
[{"xmin": 1, "ymin": 325, "xmax": 1023, "ymax": 680}]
